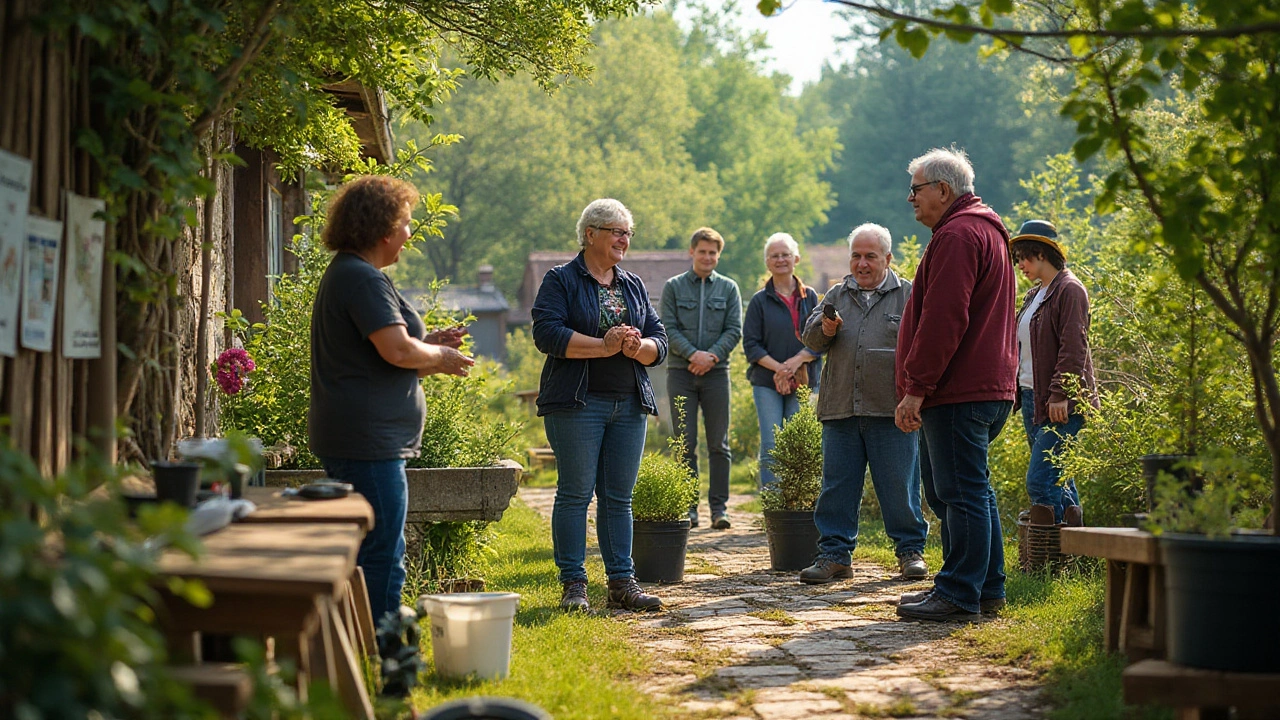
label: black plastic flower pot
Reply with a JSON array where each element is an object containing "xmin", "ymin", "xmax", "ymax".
[
  {"xmin": 632, "ymin": 519, "xmax": 690, "ymax": 584},
  {"xmin": 151, "ymin": 460, "xmax": 202, "ymax": 508},
  {"xmin": 1162, "ymin": 532, "xmax": 1280, "ymax": 672},
  {"xmin": 764, "ymin": 509, "xmax": 820, "ymax": 572},
  {"xmin": 1140, "ymin": 454, "xmax": 1201, "ymax": 512}
]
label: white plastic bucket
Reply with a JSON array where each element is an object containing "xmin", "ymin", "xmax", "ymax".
[{"xmin": 418, "ymin": 592, "xmax": 521, "ymax": 680}]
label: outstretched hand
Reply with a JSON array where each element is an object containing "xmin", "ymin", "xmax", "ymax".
[
  {"xmin": 421, "ymin": 346, "xmax": 474, "ymax": 378},
  {"xmin": 425, "ymin": 325, "xmax": 468, "ymax": 349}
]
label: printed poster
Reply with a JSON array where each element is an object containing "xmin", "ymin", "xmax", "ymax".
[
  {"xmin": 0, "ymin": 150, "xmax": 32, "ymax": 357},
  {"xmin": 62, "ymin": 193, "xmax": 106, "ymax": 358},
  {"xmin": 20, "ymin": 216, "xmax": 63, "ymax": 353}
]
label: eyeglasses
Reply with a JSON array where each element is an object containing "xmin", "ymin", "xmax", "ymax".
[
  {"xmin": 591, "ymin": 226, "xmax": 634, "ymax": 240},
  {"xmin": 911, "ymin": 180, "xmax": 942, "ymax": 197},
  {"xmin": 767, "ymin": 253, "xmax": 794, "ymax": 261}
]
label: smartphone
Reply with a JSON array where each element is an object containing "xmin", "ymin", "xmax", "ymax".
[{"xmin": 823, "ymin": 304, "xmax": 839, "ymax": 320}]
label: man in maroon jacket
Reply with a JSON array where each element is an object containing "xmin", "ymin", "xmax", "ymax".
[{"xmin": 893, "ymin": 147, "xmax": 1018, "ymax": 621}]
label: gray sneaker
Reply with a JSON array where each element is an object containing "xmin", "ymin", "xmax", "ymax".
[
  {"xmin": 711, "ymin": 512, "xmax": 731, "ymax": 530},
  {"xmin": 898, "ymin": 552, "xmax": 928, "ymax": 579},
  {"xmin": 799, "ymin": 557, "xmax": 853, "ymax": 584}
]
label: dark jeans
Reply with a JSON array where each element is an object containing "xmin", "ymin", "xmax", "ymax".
[
  {"xmin": 668, "ymin": 367, "xmax": 731, "ymax": 516},
  {"xmin": 919, "ymin": 400, "xmax": 1012, "ymax": 613},
  {"xmin": 317, "ymin": 456, "xmax": 408, "ymax": 624},
  {"xmin": 544, "ymin": 393, "xmax": 648, "ymax": 583},
  {"xmin": 1020, "ymin": 389, "xmax": 1084, "ymax": 523},
  {"xmin": 815, "ymin": 415, "xmax": 928, "ymax": 564}
]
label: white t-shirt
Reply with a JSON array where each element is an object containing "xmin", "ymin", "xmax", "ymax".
[{"xmin": 1017, "ymin": 287, "xmax": 1047, "ymax": 390}]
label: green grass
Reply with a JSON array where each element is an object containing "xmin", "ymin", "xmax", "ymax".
[{"xmin": 410, "ymin": 501, "xmax": 673, "ymax": 719}]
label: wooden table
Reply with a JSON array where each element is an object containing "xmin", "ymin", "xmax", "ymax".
[
  {"xmin": 1123, "ymin": 659, "xmax": 1280, "ymax": 719},
  {"xmin": 1060, "ymin": 527, "xmax": 1164, "ymax": 662},
  {"xmin": 240, "ymin": 486, "xmax": 375, "ymax": 532},
  {"xmin": 155, "ymin": 522, "xmax": 374, "ymax": 719}
]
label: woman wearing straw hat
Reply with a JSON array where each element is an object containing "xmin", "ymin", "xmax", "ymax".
[{"xmin": 1010, "ymin": 220, "xmax": 1099, "ymax": 527}]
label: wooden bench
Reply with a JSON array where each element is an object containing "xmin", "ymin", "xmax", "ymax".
[
  {"xmin": 1059, "ymin": 527, "xmax": 1164, "ymax": 662},
  {"xmin": 167, "ymin": 664, "xmax": 251, "ymax": 718},
  {"xmin": 526, "ymin": 447, "xmax": 556, "ymax": 471},
  {"xmin": 1123, "ymin": 659, "xmax": 1280, "ymax": 719}
]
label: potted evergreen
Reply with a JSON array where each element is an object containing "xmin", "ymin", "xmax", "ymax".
[
  {"xmin": 761, "ymin": 387, "xmax": 823, "ymax": 572},
  {"xmin": 1147, "ymin": 457, "xmax": 1280, "ymax": 672},
  {"xmin": 630, "ymin": 407, "xmax": 698, "ymax": 584}
]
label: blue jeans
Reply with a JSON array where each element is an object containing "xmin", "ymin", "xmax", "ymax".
[
  {"xmin": 753, "ymin": 385, "xmax": 801, "ymax": 489},
  {"xmin": 815, "ymin": 416, "xmax": 928, "ymax": 564},
  {"xmin": 318, "ymin": 457, "xmax": 407, "ymax": 624},
  {"xmin": 669, "ymin": 367, "xmax": 732, "ymax": 515},
  {"xmin": 1020, "ymin": 389, "xmax": 1084, "ymax": 523},
  {"xmin": 919, "ymin": 400, "xmax": 1012, "ymax": 613},
  {"xmin": 544, "ymin": 393, "xmax": 648, "ymax": 583}
]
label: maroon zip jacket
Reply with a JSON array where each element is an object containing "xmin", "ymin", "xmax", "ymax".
[{"xmin": 895, "ymin": 193, "xmax": 1017, "ymax": 408}]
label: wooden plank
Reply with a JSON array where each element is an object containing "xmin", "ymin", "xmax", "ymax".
[
  {"xmin": 327, "ymin": 601, "xmax": 376, "ymax": 720},
  {"xmin": 1060, "ymin": 527, "xmax": 1159, "ymax": 564},
  {"xmin": 166, "ymin": 664, "xmax": 252, "ymax": 719},
  {"xmin": 1123, "ymin": 659, "xmax": 1280, "ymax": 711},
  {"xmin": 195, "ymin": 522, "xmax": 363, "ymax": 562},
  {"xmin": 1104, "ymin": 559, "xmax": 1124, "ymax": 653},
  {"xmin": 239, "ymin": 487, "xmax": 375, "ymax": 532}
]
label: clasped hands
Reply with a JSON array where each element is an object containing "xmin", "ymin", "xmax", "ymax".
[
  {"xmin": 603, "ymin": 324, "xmax": 645, "ymax": 358},
  {"xmin": 772, "ymin": 356, "xmax": 805, "ymax": 395},
  {"xmin": 687, "ymin": 350, "xmax": 719, "ymax": 376}
]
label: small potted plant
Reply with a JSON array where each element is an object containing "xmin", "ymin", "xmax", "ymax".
[
  {"xmin": 761, "ymin": 386, "xmax": 823, "ymax": 572},
  {"xmin": 1147, "ymin": 453, "xmax": 1279, "ymax": 672},
  {"xmin": 631, "ymin": 400, "xmax": 698, "ymax": 583}
]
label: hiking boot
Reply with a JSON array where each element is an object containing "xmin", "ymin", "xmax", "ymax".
[
  {"xmin": 688, "ymin": 508, "xmax": 700, "ymax": 528},
  {"xmin": 559, "ymin": 580, "xmax": 589, "ymax": 612},
  {"xmin": 896, "ymin": 592, "xmax": 978, "ymax": 621},
  {"xmin": 711, "ymin": 512, "xmax": 731, "ymax": 530},
  {"xmin": 1029, "ymin": 504, "xmax": 1056, "ymax": 526},
  {"xmin": 606, "ymin": 577, "xmax": 662, "ymax": 612},
  {"xmin": 898, "ymin": 552, "xmax": 928, "ymax": 579},
  {"xmin": 900, "ymin": 590, "xmax": 1006, "ymax": 614},
  {"xmin": 799, "ymin": 557, "xmax": 853, "ymax": 585},
  {"xmin": 1064, "ymin": 505, "xmax": 1084, "ymax": 527}
]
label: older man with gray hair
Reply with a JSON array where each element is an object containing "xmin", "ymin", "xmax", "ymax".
[
  {"xmin": 893, "ymin": 147, "xmax": 1018, "ymax": 621},
  {"xmin": 797, "ymin": 222, "xmax": 929, "ymax": 584}
]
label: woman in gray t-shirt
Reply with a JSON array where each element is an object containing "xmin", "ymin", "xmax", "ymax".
[{"xmin": 309, "ymin": 175, "xmax": 473, "ymax": 623}]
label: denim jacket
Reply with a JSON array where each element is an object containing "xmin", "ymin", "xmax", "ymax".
[
  {"xmin": 531, "ymin": 252, "xmax": 668, "ymax": 416},
  {"xmin": 660, "ymin": 270, "xmax": 743, "ymax": 371}
]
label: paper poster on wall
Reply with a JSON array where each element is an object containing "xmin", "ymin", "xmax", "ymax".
[
  {"xmin": 62, "ymin": 193, "xmax": 106, "ymax": 358},
  {"xmin": 0, "ymin": 150, "xmax": 33, "ymax": 357},
  {"xmin": 20, "ymin": 216, "xmax": 63, "ymax": 353}
]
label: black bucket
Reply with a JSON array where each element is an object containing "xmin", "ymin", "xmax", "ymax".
[
  {"xmin": 632, "ymin": 520, "xmax": 690, "ymax": 584},
  {"xmin": 151, "ymin": 460, "xmax": 202, "ymax": 508},
  {"xmin": 1163, "ymin": 532, "xmax": 1280, "ymax": 672},
  {"xmin": 1139, "ymin": 454, "xmax": 1201, "ymax": 512},
  {"xmin": 764, "ymin": 509, "xmax": 820, "ymax": 571}
]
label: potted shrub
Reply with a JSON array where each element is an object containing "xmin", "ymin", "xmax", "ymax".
[
  {"xmin": 761, "ymin": 386, "xmax": 823, "ymax": 572},
  {"xmin": 1147, "ymin": 456, "xmax": 1280, "ymax": 672},
  {"xmin": 631, "ymin": 405, "xmax": 698, "ymax": 584}
]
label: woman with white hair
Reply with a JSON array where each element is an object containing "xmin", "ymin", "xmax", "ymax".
[
  {"xmin": 531, "ymin": 198, "xmax": 668, "ymax": 613},
  {"xmin": 742, "ymin": 232, "xmax": 821, "ymax": 489}
]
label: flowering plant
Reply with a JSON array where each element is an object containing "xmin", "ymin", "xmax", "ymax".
[{"xmin": 214, "ymin": 347, "xmax": 255, "ymax": 396}]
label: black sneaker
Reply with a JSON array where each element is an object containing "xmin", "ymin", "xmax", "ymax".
[
  {"xmin": 559, "ymin": 580, "xmax": 589, "ymax": 612},
  {"xmin": 899, "ymin": 590, "xmax": 1006, "ymax": 614},
  {"xmin": 606, "ymin": 577, "xmax": 662, "ymax": 611},
  {"xmin": 896, "ymin": 593, "xmax": 978, "ymax": 621},
  {"xmin": 711, "ymin": 512, "xmax": 731, "ymax": 529},
  {"xmin": 799, "ymin": 557, "xmax": 854, "ymax": 584}
]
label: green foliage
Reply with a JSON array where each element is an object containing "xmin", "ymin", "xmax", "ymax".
[
  {"xmin": 761, "ymin": 386, "xmax": 823, "ymax": 511},
  {"xmin": 632, "ymin": 399, "xmax": 699, "ymax": 522},
  {"xmin": 0, "ymin": 441, "xmax": 210, "ymax": 719},
  {"xmin": 411, "ymin": 358, "xmax": 523, "ymax": 469},
  {"xmin": 403, "ymin": 521, "xmax": 495, "ymax": 599},
  {"xmin": 1146, "ymin": 454, "xmax": 1270, "ymax": 538},
  {"xmin": 728, "ymin": 351, "xmax": 761, "ymax": 463}
]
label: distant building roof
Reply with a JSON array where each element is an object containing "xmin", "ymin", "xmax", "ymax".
[
  {"xmin": 403, "ymin": 285, "xmax": 510, "ymax": 316},
  {"xmin": 511, "ymin": 250, "xmax": 691, "ymax": 324}
]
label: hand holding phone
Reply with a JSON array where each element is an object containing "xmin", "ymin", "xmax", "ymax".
[
  {"xmin": 821, "ymin": 304, "xmax": 842, "ymax": 337},
  {"xmin": 823, "ymin": 304, "xmax": 839, "ymax": 320}
]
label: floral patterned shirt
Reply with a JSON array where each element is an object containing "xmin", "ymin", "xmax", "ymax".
[{"xmin": 588, "ymin": 276, "xmax": 638, "ymax": 396}]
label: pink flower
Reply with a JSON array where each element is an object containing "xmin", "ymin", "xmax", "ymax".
[{"xmin": 215, "ymin": 348, "xmax": 255, "ymax": 396}]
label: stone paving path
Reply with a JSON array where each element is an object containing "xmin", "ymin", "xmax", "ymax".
[{"xmin": 519, "ymin": 487, "xmax": 1045, "ymax": 719}]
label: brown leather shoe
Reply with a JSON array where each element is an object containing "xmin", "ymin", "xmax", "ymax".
[
  {"xmin": 606, "ymin": 577, "xmax": 661, "ymax": 611},
  {"xmin": 896, "ymin": 593, "xmax": 978, "ymax": 621},
  {"xmin": 900, "ymin": 590, "xmax": 1005, "ymax": 614},
  {"xmin": 559, "ymin": 580, "xmax": 589, "ymax": 612},
  {"xmin": 799, "ymin": 557, "xmax": 853, "ymax": 585},
  {"xmin": 1029, "ymin": 504, "xmax": 1056, "ymax": 526},
  {"xmin": 1063, "ymin": 505, "xmax": 1084, "ymax": 527}
]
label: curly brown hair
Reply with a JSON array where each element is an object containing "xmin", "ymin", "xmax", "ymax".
[{"xmin": 321, "ymin": 175, "xmax": 420, "ymax": 253}]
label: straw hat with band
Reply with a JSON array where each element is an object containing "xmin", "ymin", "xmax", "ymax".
[{"xmin": 1009, "ymin": 219, "xmax": 1066, "ymax": 262}]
